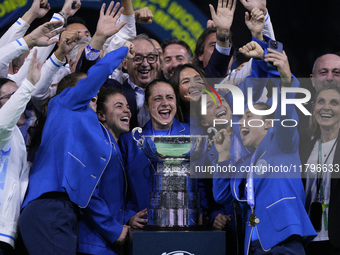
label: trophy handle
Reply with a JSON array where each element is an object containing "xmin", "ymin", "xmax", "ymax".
[
  {"xmin": 132, "ymin": 127, "xmax": 143, "ymax": 146},
  {"xmin": 207, "ymin": 127, "xmax": 218, "ymax": 150}
]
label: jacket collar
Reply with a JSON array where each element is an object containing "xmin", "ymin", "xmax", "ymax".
[{"xmin": 141, "ymin": 118, "xmax": 186, "ymax": 135}]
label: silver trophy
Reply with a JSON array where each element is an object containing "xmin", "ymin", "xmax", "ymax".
[{"xmin": 132, "ymin": 127, "xmax": 216, "ymax": 229}]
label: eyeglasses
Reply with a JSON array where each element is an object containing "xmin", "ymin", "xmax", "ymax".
[
  {"xmin": 132, "ymin": 54, "xmax": 158, "ymax": 64},
  {"xmin": 0, "ymin": 91, "xmax": 15, "ymax": 100}
]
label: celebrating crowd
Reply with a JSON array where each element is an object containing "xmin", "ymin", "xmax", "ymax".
[{"xmin": 1, "ymin": 0, "xmax": 340, "ymax": 254}]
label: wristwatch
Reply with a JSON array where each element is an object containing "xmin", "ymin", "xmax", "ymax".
[{"xmin": 216, "ymin": 34, "xmax": 230, "ymax": 42}]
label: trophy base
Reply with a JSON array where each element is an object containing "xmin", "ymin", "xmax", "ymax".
[
  {"xmin": 147, "ymin": 208, "xmax": 203, "ymax": 227},
  {"xmin": 143, "ymin": 224, "xmax": 207, "ymax": 231}
]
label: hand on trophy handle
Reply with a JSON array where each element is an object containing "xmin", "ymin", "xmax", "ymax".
[
  {"xmin": 207, "ymin": 127, "xmax": 218, "ymax": 150},
  {"xmin": 128, "ymin": 208, "xmax": 148, "ymax": 229},
  {"xmin": 213, "ymin": 128, "xmax": 231, "ymax": 162}
]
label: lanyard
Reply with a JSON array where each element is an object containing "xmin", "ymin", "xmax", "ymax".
[
  {"xmin": 231, "ymin": 135, "xmax": 242, "ymax": 165},
  {"xmin": 316, "ymin": 138, "xmax": 337, "ymax": 202},
  {"xmin": 247, "ymin": 150, "xmax": 257, "ymax": 209}
]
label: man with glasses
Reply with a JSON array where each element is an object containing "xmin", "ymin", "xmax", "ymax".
[
  {"xmin": 117, "ymin": 34, "xmax": 158, "ymax": 129},
  {"xmin": 77, "ymin": 33, "xmax": 158, "ymax": 130}
]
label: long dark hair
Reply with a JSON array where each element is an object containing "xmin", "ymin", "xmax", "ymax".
[{"xmin": 169, "ymin": 64, "xmax": 206, "ymax": 122}]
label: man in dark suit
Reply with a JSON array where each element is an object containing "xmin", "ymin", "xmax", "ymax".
[{"xmin": 119, "ymin": 34, "xmax": 159, "ymax": 129}]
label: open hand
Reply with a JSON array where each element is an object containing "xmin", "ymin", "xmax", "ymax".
[
  {"xmin": 27, "ymin": 49, "xmax": 42, "ymax": 85},
  {"xmin": 24, "ymin": 20, "xmax": 65, "ymax": 48}
]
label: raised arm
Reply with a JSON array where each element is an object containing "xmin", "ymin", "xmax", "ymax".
[
  {"xmin": 209, "ymin": 0, "xmax": 236, "ymax": 49},
  {"xmin": 204, "ymin": 0, "xmax": 236, "ymax": 78},
  {"xmin": 0, "ymin": 0, "xmax": 50, "ymax": 49},
  {"xmin": 76, "ymin": 1, "xmax": 129, "ymax": 73},
  {"xmin": 265, "ymin": 48, "xmax": 299, "ymax": 152},
  {"xmin": 245, "ymin": 8, "xmax": 265, "ymax": 41},
  {"xmin": 0, "ymin": 50, "xmax": 41, "ymax": 146},
  {"xmin": 59, "ymin": 41, "xmax": 132, "ymax": 110},
  {"xmin": 59, "ymin": 0, "xmax": 81, "ymax": 21},
  {"xmin": 11, "ymin": 0, "xmax": 81, "ymax": 86},
  {"xmin": 0, "ymin": 21, "xmax": 64, "ymax": 71},
  {"xmin": 31, "ymin": 30, "xmax": 80, "ymax": 111},
  {"xmin": 21, "ymin": 0, "xmax": 51, "ymax": 25},
  {"xmin": 223, "ymin": 41, "xmax": 268, "ymax": 110},
  {"xmin": 88, "ymin": 2, "xmax": 127, "ymax": 53}
]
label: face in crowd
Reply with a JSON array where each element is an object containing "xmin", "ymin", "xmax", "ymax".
[
  {"xmin": 0, "ymin": 80, "xmax": 25, "ymax": 127},
  {"xmin": 162, "ymin": 44, "xmax": 192, "ymax": 80},
  {"xmin": 150, "ymin": 39, "xmax": 163, "ymax": 79},
  {"xmin": 200, "ymin": 93, "xmax": 232, "ymax": 131},
  {"xmin": 65, "ymin": 23, "xmax": 91, "ymax": 39},
  {"xmin": 145, "ymin": 81, "xmax": 177, "ymax": 130},
  {"xmin": 313, "ymin": 88, "xmax": 340, "ymax": 131},
  {"xmin": 97, "ymin": 91, "xmax": 131, "ymax": 141},
  {"xmin": 178, "ymin": 67, "xmax": 205, "ymax": 105},
  {"xmin": 311, "ymin": 54, "xmax": 340, "ymax": 92},
  {"xmin": 123, "ymin": 39, "xmax": 159, "ymax": 89},
  {"xmin": 198, "ymin": 32, "xmax": 216, "ymax": 69},
  {"xmin": 239, "ymin": 104, "xmax": 272, "ymax": 150}
]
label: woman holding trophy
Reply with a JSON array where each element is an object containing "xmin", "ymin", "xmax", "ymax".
[{"xmin": 119, "ymin": 79, "xmax": 190, "ymax": 229}]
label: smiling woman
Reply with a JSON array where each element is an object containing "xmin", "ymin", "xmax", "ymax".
[
  {"xmin": 96, "ymin": 87, "xmax": 131, "ymax": 142},
  {"xmin": 144, "ymin": 79, "xmax": 177, "ymax": 130},
  {"xmin": 301, "ymin": 85, "xmax": 340, "ymax": 254},
  {"xmin": 170, "ymin": 63, "xmax": 206, "ymax": 123},
  {"xmin": 119, "ymin": 79, "xmax": 190, "ymax": 229}
]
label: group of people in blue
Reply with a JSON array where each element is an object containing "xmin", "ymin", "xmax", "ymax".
[{"xmin": 1, "ymin": 0, "xmax": 340, "ymax": 254}]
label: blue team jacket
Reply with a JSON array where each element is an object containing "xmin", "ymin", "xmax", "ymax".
[
  {"xmin": 213, "ymin": 40, "xmax": 316, "ymax": 254},
  {"xmin": 77, "ymin": 134, "xmax": 127, "ymax": 255},
  {"xmin": 22, "ymin": 47, "xmax": 129, "ymax": 247},
  {"xmin": 119, "ymin": 119, "xmax": 190, "ymax": 222}
]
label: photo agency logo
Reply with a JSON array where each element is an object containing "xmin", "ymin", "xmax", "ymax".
[
  {"xmin": 200, "ymin": 83, "xmax": 312, "ymax": 128},
  {"xmin": 161, "ymin": 251, "xmax": 194, "ymax": 255}
]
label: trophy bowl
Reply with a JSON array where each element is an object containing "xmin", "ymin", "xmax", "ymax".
[
  {"xmin": 132, "ymin": 127, "xmax": 213, "ymax": 164},
  {"xmin": 132, "ymin": 127, "xmax": 216, "ymax": 230}
]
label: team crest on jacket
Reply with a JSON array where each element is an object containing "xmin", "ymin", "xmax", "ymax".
[{"xmin": 255, "ymin": 159, "xmax": 267, "ymax": 175}]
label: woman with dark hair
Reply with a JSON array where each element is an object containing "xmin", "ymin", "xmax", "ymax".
[
  {"xmin": 77, "ymin": 86, "xmax": 132, "ymax": 255},
  {"xmin": 119, "ymin": 79, "xmax": 190, "ymax": 229},
  {"xmin": 19, "ymin": 42, "xmax": 133, "ymax": 254},
  {"xmin": 301, "ymin": 85, "xmax": 340, "ymax": 255},
  {"xmin": 169, "ymin": 63, "xmax": 206, "ymax": 124}
]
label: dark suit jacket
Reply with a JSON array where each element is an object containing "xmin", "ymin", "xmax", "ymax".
[
  {"xmin": 205, "ymin": 46, "xmax": 234, "ymax": 78},
  {"xmin": 300, "ymin": 130, "xmax": 340, "ymax": 248}
]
